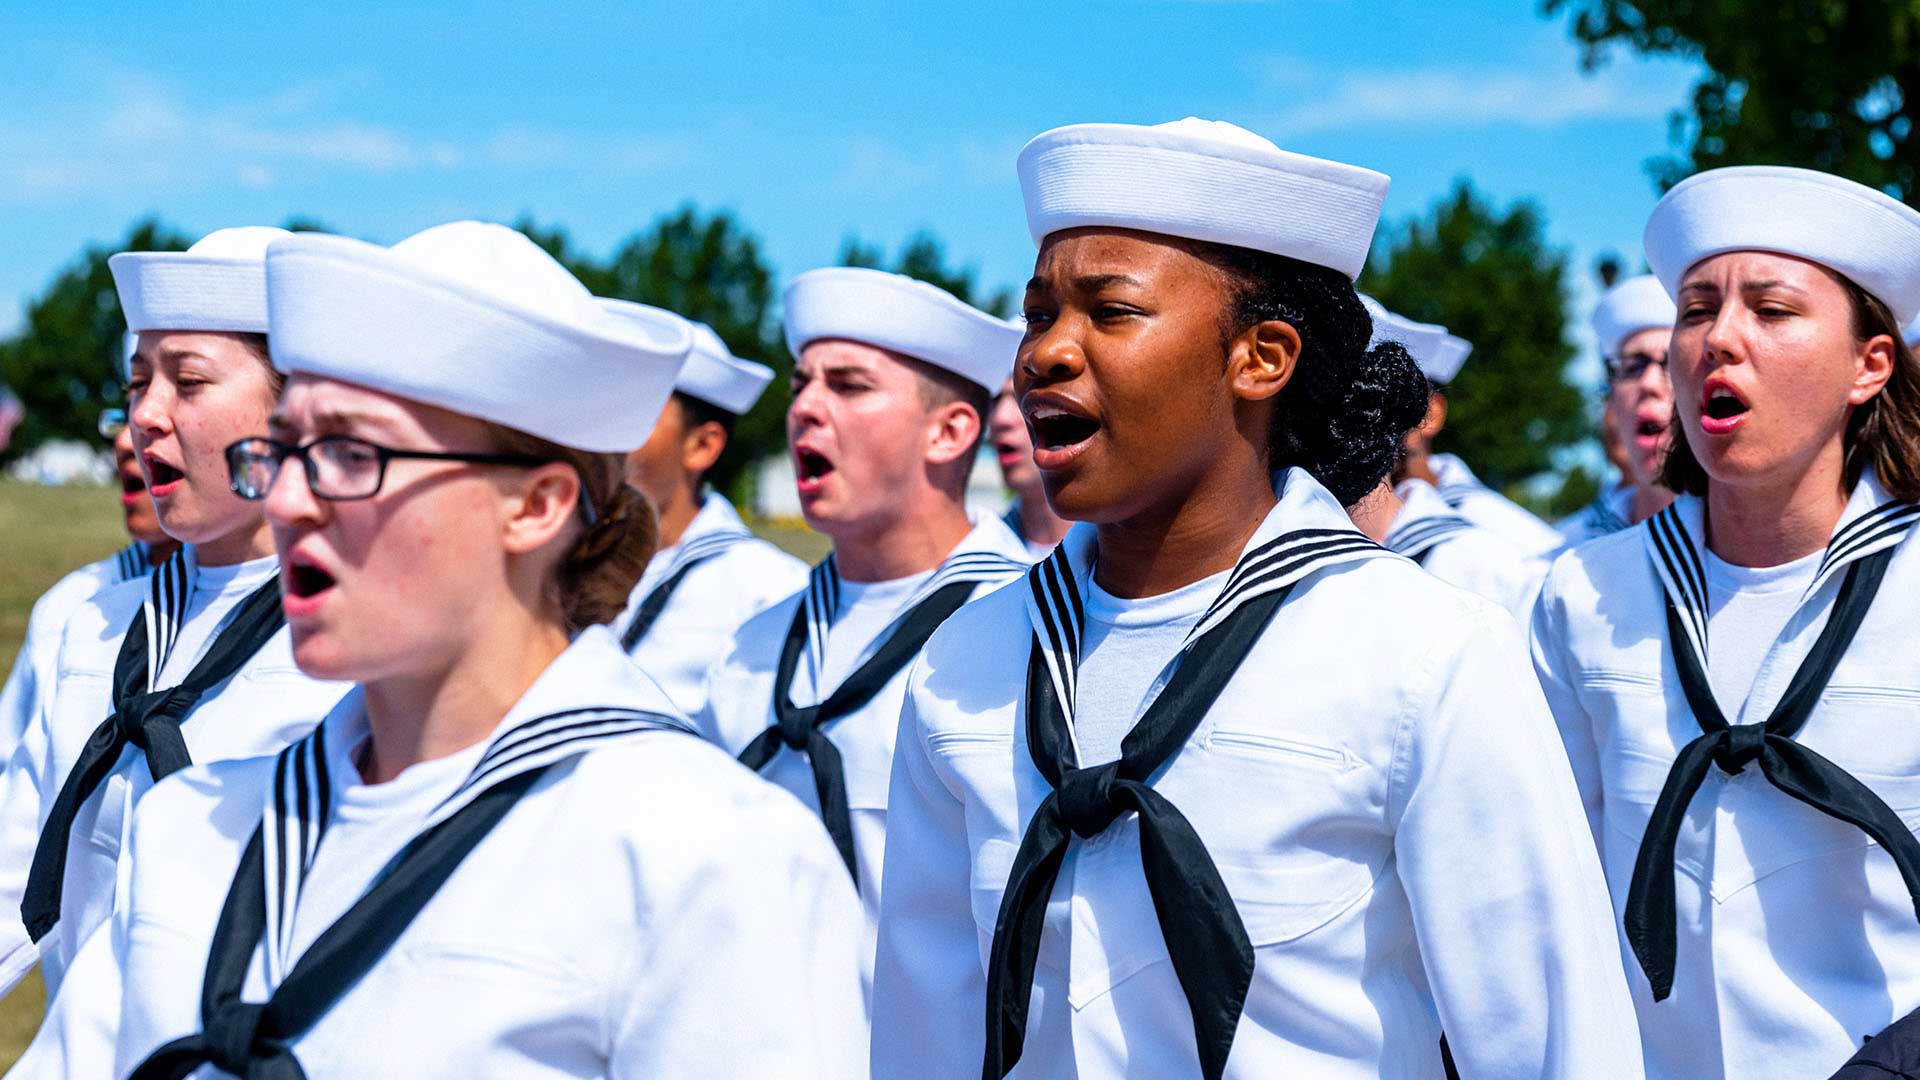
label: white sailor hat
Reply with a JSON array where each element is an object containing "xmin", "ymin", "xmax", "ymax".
[
  {"xmin": 1360, "ymin": 295, "xmax": 1470, "ymax": 386},
  {"xmin": 782, "ymin": 266, "xmax": 1019, "ymax": 393},
  {"xmin": 1904, "ymin": 313, "xmax": 1920, "ymax": 349},
  {"xmin": 265, "ymin": 221, "xmax": 693, "ymax": 453},
  {"xmin": 1644, "ymin": 165, "xmax": 1920, "ymax": 325},
  {"xmin": 1017, "ymin": 118, "xmax": 1390, "ymax": 280},
  {"xmin": 1590, "ymin": 274, "xmax": 1677, "ymax": 360},
  {"xmin": 110, "ymin": 226, "xmax": 290, "ymax": 334},
  {"xmin": 601, "ymin": 300, "xmax": 774, "ymax": 416}
]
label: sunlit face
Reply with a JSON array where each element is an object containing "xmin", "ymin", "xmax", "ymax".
[
  {"xmin": 1605, "ymin": 325, "xmax": 1674, "ymax": 487},
  {"xmin": 1670, "ymin": 251, "xmax": 1892, "ymax": 489},
  {"xmin": 263, "ymin": 375, "xmax": 553, "ymax": 683},
  {"xmin": 128, "ymin": 332, "xmax": 278, "ymax": 552},
  {"xmin": 111, "ymin": 424, "xmax": 169, "ymax": 547},
  {"xmin": 988, "ymin": 378, "xmax": 1042, "ymax": 498},
  {"xmin": 624, "ymin": 396, "xmax": 690, "ymax": 509},
  {"xmin": 786, "ymin": 339, "xmax": 943, "ymax": 537},
  {"xmin": 1016, "ymin": 228, "xmax": 1258, "ymax": 523}
]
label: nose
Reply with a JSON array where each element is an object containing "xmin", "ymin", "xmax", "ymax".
[
  {"xmin": 263, "ymin": 449, "xmax": 325, "ymax": 531},
  {"xmin": 787, "ymin": 378, "xmax": 827, "ymax": 433},
  {"xmin": 1019, "ymin": 320, "xmax": 1085, "ymax": 387},
  {"xmin": 1701, "ymin": 305, "xmax": 1744, "ymax": 367},
  {"xmin": 127, "ymin": 378, "xmax": 173, "ymax": 449}
]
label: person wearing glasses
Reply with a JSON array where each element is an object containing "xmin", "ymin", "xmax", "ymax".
[
  {"xmin": 16, "ymin": 222, "xmax": 866, "ymax": 1079},
  {"xmin": 0, "ymin": 228, "xmax": 350, "ymax": 1011},
  {"xmin": 1558, "ymin": 275, "xmax": 1677, "ymax": 548},
  {"xmin": 0, "ymin": 360, "xmax": 181, "ymax": 763},
  {"xmin": 1532, "ymin": 167, "xmax": 1920, "ymax": 1078}
]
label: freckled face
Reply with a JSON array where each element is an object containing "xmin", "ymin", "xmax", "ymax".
[
  {"xmin": 1015, "ymin": 229, "xmax": 1245, "ymax": 523},
  {"xmin": 127, "ymin": 332, "xmax": 276, "ymax": 547}
]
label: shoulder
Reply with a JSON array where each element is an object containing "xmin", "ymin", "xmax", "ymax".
[
  {"xmin": 920, "ymin": 574, "xmax": 1029, "ymax": 668},
  {"xmin": 48, "ymin": 571, "xmax": 148, "ymax": 673},
  {"xmin": 24, "ymin": 558, "xmax": 119, "ymax": 641},
  {"xmin": 1539, "ymin": 523, "xmax": 1650, "ymax": 606},
  {"xmin": 704, "ymin": 538, "xmax": 810, "ymax": 595},
  {"xmin": 132, "ymin": 753, "xmax": 279, "ymax": 858},
  {"xmin": 714, "ymin": 588, "xmax": 803, "ymax": 671}
]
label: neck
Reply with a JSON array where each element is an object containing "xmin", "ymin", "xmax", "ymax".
[
  {"xmin": 143, "ymin": 539, "xmax": 183, "ymax": 568},
  {"xmin": 1015, "ymin": 489, "xmax": 1071, "ymax": 547},
  {"xmin": 654, "ymin": 482, "xmax": 704, "ymax": 550},
  {"xmin": 830, "ymin": 494, "xmax": 974, "ymax": 583},
  {"xmin": 192, "ymin": 517, "xmax": 276, "ymax": 567},
  {"xmin": 1704, "ymin": 446, "xmax": 1850, "ymax": 568},
  {"xmin": 1347, "ymin": 480, "xmax": 1403, "ymax": 543},
  {"xmin": 1399, "ymin": 448, "xmax": 1437, "ymax": 488},
  {"xmin": 1094, "ymin": 456, "xmax": 1275, "ymax": 599},
  {"xmin": 1627, "ymin": 482, "xmax": 1673, "ymax": 526},
  {"xmin": 357, "ymin": 607, "xmax": 571, "ymax": 784}
]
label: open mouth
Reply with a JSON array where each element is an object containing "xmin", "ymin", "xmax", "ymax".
[
  {"xmin": 1635, "ymin": 417, "xmax": 1667, "ymax": 439},
  {"xmin": 1025, "ymin": 402, "xmax": 1101, "ymax": 456},
  {"xmin": 1704, "ymin": 389, "xmax": 1748, "ymax": 421},
  {"xmin": 143, "ymin": 456, "xmax": 185, "ymax": 494},
  {"xmin": 284, "ymin": 554, "xmax": 337, "ymax": 601},
  {"xmin": 794, "ymin": 446, "xmax": 835, "ymax": 495},
  {"xmin": 118, "ymin": 469, "xmax": 148, "ymax": 505}
]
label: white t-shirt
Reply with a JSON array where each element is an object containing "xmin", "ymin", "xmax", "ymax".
[
  {"xmin": 1073, "ymin": 568, "xmax": 1228, "ymax": 764},
  {"xmin": 816, "ymin": 569, "xmax": 934, "ymax": 694},
  {"xmin": 1702, "ymin": 546, "xmax": 1822, "ymax": 717}
]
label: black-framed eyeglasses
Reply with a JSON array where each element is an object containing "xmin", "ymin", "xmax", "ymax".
[
  {"xmin": 225, "ymin": 435, "xmax": 549, "ymax": 502},
  {"xmin": 1607, "ymin": 350, "xmax": 1669, "ymax": 383},
  {"xmin": 98, "ymin": 408, "xmax": 127, "ymax": 441}
]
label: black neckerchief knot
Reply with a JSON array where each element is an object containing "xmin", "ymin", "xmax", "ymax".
[
  {"xmin": 1625, "ymin": 549, "xmax": 1920, "ymax": 1001},
  {"xmin": 22, "ymin": 571, "xmax": 284, "ymax": 943},
  {"xmin": 1054, "ymin": 761, "xmax": 1123, "ymax": 839},
  {"xmin": 739, "ymin": 577, "xmax": 982, "ymax": 885}
]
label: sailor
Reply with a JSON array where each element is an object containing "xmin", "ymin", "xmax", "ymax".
[
  {"xmin": 989, "ymin": 376, "xmax": 1070, "ymax": 560},
  {"xmin": 0, "ymin": 365, "xmax": 181, "ymax": 761},
  {"xmin": 601, "ymin": 305, "xmax": 807, "ymax": 717},
  {"xmin": 1361, "ymin": 298, "xmax": 1549, "ymax": 618},
  {"xmin": 0, "ymin": 228, "xmax": 349, "ymax": 1004},
  {"xmin": 1397, "ymin": 325, "xmax": 1568, "ymax": 558},
  {"xmin": 18, "ymin": 221, "xmax": 866, "ymax": 1079},
  {"xmin": 870, "ymin": 117, "xmax": 1641, "ymax": 1080},
  {"xmin": 695, "ymin": 266, "xmax": 1029, "ymax": 991},
  {"xmin": 1531, "ymin": 166, "xmax": 1920, "ymax": 1078},
  {"xmin": 1558, "ymin": 275, "xmax": 1677, "ymax": 546}
]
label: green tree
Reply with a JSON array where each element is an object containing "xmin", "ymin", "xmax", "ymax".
[
  {"xmin": 1360, "ymin": 181, "xmax": 1583, "ymax": 492},
  {"xmin": 1543, "ymin": 0, "xmax": 1920, "ymax": 198},
  {"xmin": 839, "ymin": 231, "xmax": 1016, "ymax": 318},
  {"xmin": 0, "ymin": 219, "xmax": 191, "ymax": 459}
]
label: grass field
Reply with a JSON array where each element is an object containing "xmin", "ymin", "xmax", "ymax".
[{"xmin": 0, "ymin": 478, "xmax": 830, "ymax": 1068}]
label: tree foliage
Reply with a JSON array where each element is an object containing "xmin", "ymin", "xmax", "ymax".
[
  {"xmin": 1543, "ymin": 0, "xmax": 1920, "ymax": 198},
  {"xmin": 0, "ymin": 219, "xmax": 190, "ymax": 456},
  {"xmin": 839, "ymin": 231, "xmax": 1016, "ymax": 318},
  {"xmin": 1360, "ymin": 181, "xmax": 1583, "ymax": 490}
]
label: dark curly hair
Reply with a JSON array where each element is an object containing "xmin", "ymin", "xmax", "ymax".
[{"xmin": 1184, "ymin": 240, "xmax": 1433, "ymax": 505}]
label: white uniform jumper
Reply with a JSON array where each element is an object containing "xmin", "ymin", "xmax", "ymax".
[
  {"xmin": 697, "ymin": 514, "xmax": 1028, "ymax": 985},
  {"xmin": 1429, "ymin": 452, "xmax": 1566, "ymax": 559},
  {"xmin": 1384, "ymin": 479, "xmax": 1548, "ymax": 619},
  {"xmin": 0, "ymin": 543, "xmax": 150, "ymax": 761},
  {"xmin": 0, "ymin": 547, "xmax": 346, "ymax": 1001},
  {"xmin": 1556, "ymin": 483, "xmax": 1634, "ymax": 549},
  {"xmin": 1001, "ymin": 499, "xmax": 1058, "ymax": 563},
  {"xmin": 16, "ymin": 629, "xmax": 867, "ymax": 1079},
  {"xmin": 1531, "ymin": 477, "xmax": 1920, "ymax": 1078},
  {"xmin": 613, "ymin": 493, "xmax": 807, "ymax": 717},
  {"xmin": 872, "ymin": 469, "xmax": 1641, "ymax": 1080}
]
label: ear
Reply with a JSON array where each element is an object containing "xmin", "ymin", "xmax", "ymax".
[
  {"xmin": 1850, "ymin": 332, "xmax": 1897, "ymax": 407},
  {"xmin": 924, "ymin": 401, "xmax": 983, "ymax": 468},
  {"xmin": 1229, "ymin": 319, "xmax": 1300, "ymax": 404},
  {"xmin": 500, "ymin": 462, "xmax": 583, "ymax": 557},
  {"xmin": 680, "ymin": 421, "xmax": 728, "ymax": 478},
  {"xmin": 1418, "ymin": 390, "xmax": 1448, "ymax": 440}
]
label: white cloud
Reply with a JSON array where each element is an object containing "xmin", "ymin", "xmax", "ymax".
[
  {"xmin": 0, "ymin": 74, "xmax": 691, "ymax": 205},
  {"xmin": 1262, "ymin": 62, "xmax": 1691, "ymax": 136}
]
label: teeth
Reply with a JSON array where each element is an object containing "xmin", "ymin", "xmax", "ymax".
[
  {"xmin": 1710, "ymin": 389, "xmax": 1735, "ymax": 402},
  {"xmin": 1031, "ymin": 405, "xmax": 1070, "ymax": 421}
]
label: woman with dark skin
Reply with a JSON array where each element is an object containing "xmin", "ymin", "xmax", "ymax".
[{"xmin": 871, "ymin": 118, "xmax": 1639, "ymax": 1080}]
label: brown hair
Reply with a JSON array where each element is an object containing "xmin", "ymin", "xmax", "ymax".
[
  {"xmin": 232, "ymin": 333, "xmax": 287, "ymax": 397},
  {"xmin": 482, "ymin": 422, "xmax": 659, "ymax": 635},
  {"xmin": 902, "ymin": 354, "xmax": 990, "ymax": 490},
  {"xmin": 1660, "ymin": 268, "xmax": 1920, "ymax": 501}
]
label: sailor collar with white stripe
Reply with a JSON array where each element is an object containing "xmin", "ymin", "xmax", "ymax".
[
  {"xmin": 1024, "ymin": 466, "xmax": 1389, "ymax": 738},
  {"xmin": 1429, "ymin": 452, "xmax": 1490, "ymax": 508},
  {"xmin": 256, "ymin": 626, "xmax": 693, "ymax": 984},
  {"xmin": 113, "ymin": 541, "xmax": 152, "ymax": 584},
  {"xmin": 1579, "ymin": 485, "xmax": 1633, "ymax": 537},
  {"xmin": 797, "ymin": 513, "xmax": 1028, "ymax": 689},
  {"xmin": 653, "ymin": 492, "xmax": 757, "ymax": 579},
  {"xmin": 1384, "ymin": 479, "xmax": 1477, "ymax": 561},
  {"xmin": 1644, "ymin": 472, "xmax": 1920, "ymax": 667}
]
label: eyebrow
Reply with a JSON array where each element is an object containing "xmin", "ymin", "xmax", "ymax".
[
  {"xmin": 270, "ymin": 405, "xmax": 393, "ymax": 438},
  {"xmin": 1025, "ymin": 272, "xmax": 1145, "ymax": 294}
]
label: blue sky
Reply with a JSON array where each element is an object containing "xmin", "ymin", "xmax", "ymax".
[{"xmin": 0, "ymin": 1, "xmax": 1699, "ymax": 388}]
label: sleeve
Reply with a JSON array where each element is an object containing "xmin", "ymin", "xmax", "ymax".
[
  {"xmin": 5, "ymin": 881, "xmax": 128, "ymax": 1079},
  {"xmin": 607, "ymin": 799, "xmax": 868, "ymax": 1080},
  {"xmin": 0, "ymin": 686, "xmax": 61, "ymax": 995},
  {"xmin": 1527, "ymin": 560, "xmax": 1606, "ymax": 852},
  {"xmin": 868, "ymin": 666, "xmax": 984, "ymax": 1080},
  {"xmin": 1391, "ymin": 607, "xmax": 1643, "ymax": 1080},
  {"xmin": 0, "ymin": 626, "xmax": 39, "ymax": 762}
]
